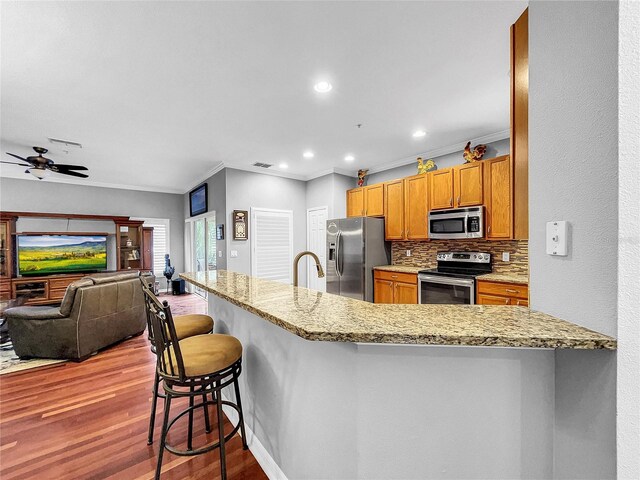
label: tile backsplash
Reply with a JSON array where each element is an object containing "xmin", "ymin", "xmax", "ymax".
[{"xmin": 392, "ymin": 240, "xmax": 529, "ymax": 276}]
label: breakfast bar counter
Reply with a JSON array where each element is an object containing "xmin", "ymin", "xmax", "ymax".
[
  {"xmin": 180, "ymin": 270, "xmax": 616, "ymax": 480},
  {"xmin": 180, "ymin": 270, "xmax": 615, "ymax": 350}
]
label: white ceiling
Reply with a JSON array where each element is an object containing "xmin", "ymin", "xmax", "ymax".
[{"xmin": 0, "ymin": 1, "xmax": 526, "ymax": 194}]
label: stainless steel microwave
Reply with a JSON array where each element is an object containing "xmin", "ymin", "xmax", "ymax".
[{"xmin": 428, "ymin": 206, "xmax": 484, "ymax": 239}]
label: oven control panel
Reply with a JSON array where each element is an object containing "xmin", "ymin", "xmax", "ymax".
[{"xmin": 436, "ymin": 252, "xmax": 491, "ymax": 263}]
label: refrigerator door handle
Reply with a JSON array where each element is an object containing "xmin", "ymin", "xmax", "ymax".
[{"xmin": 335, "ymin": 231, "xmax": 342, "ymax": 277}]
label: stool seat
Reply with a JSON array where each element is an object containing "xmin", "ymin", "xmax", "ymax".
[
  {"xmin": 173, "ymin": 314, "xmax": 214, "ymax": 340},
  {"xmin": 164, "ymin": 334, "xmax": 242, "ymax": 377}
]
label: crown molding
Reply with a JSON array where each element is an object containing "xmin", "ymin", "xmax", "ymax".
[
  {"xmin": 183, "ymin": 162, "xmax": 225, "ymax": 193},
  {"xmin": 0, "ymin": 171, "xmax": 186, "ymax": 194},
  {"xmin": 365, "ymin": 129, "xmax": 510, "ymax": 175}
]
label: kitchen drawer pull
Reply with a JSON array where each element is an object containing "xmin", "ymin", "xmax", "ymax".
[
  {"xmin": 505, "ymin": 299, "xmax": 509, "ymax": 304},
  {"xmin": 505, "ymin": 289, "xmax": 519, "ymax": 293},
  {"xmin": 391, "ymin": 275, "xmax": 398, "ymax": 278}
]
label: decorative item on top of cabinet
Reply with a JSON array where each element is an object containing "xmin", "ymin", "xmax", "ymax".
[
  {"xmin": 511, "ymin": 8, "xmax": 529, "ymax": 240},
  {"xmin": 476, "ymin": 279, "xmax": 528, "ymax": 305},
  {"xmin": 463, "ymin": 142, "xmax": 488, "ymax": 163},
  {"xmin": 416, "ymin": 157, "xmax": 436, "ymax": 174},
  {"xmin": 384, "ymin": 179, "xmax": 405, "ymax": 240},
  {"xmin": 484, "ymin": 155, "xmax": 513, "ymax": 239},
  {"xmin": 374, "ymin": 270, "xmax": 417, "ymax": 304},
  {"xmin": 357, "ymin": 169, "xmax": 368, "ymax": 187}
]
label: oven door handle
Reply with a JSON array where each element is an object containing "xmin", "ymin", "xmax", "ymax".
[{"xmin": 418, "ymin": 275, "xmax": 475, "ymax": 287}]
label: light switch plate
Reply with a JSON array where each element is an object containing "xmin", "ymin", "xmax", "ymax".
[
  {"xmin": 546, "ymin": 221, "xmax": 568, "ymax": 256},
  {"xmin": 230, "ymin": 250, "xmax": 238, "ymax": 258},
  {"xmin": 218, "ymin": 250, "xmax": 223, "ymax": 258}
]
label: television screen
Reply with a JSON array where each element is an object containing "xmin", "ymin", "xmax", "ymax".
[
  {"xmin": 189, "ymin": 183, "xmax": 208, "ymax": 217},
  {"xmin": 18, "ymin": 235, "xmax": 108, "ymax": 276}
]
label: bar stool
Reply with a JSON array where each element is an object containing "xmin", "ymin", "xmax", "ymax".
[
  {"xmin": 141, "ymin": 281, "xmax": 214, "ymax": 445},
  {"xmin": 141, "ymin": 282, "xmax": 248, "ymax": 480}
]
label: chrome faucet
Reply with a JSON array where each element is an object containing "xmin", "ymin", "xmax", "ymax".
[{"xmin": 293, "ymin": 251, "xmax": 325, "ymax": 287}]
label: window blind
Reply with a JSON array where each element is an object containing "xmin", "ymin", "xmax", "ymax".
[{"xmin": 251, "ymin": 209, "xmax": 293, "ymax": 284}]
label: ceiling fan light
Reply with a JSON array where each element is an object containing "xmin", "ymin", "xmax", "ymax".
[{"xmin": 28, "ymin": 168, "xmax": 48, "ymax": 180}]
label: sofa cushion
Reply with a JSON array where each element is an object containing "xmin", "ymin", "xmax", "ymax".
[
  {"xmin": 60, "ymin": 278, "xmax": 94, "ymax": 316},
  {"xmin": 5, "ymin": 305, "xmax": 64, "ymax": 320}
]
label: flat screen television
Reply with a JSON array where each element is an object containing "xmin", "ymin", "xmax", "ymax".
[
  {"xmin": 17, "ymin": 234, "xmax": 108, "ymax": 276},
  {"xmin": 189, "ymin": 183, "xmax": 208, "ymax": 217}
]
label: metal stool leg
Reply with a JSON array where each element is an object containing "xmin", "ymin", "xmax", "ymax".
[
  {"xmin": 202, "ymin": 390, "xmax": 211, "ymax": 433},
  {"xmin": 187, "ymin": 386, "xmax": 194, "ymax": 451},
  {"xmin": 155, "ymin": 390, "xmax": 173, "ymax": 480},
  {"xmin": 216, "ymin": 381, "xmax": 227, "ymax": 480},
  {"xmin": 233, "ymin": 377, "xmax": 248, "ymax": 450},
  {"xmin": 148, "ymin": 371, "xmax": 160, "ymax": 445}
]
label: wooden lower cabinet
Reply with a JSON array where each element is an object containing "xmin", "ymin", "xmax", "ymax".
[
  {"xmin": 0, "ymin": 279, "xmax": 11, "ymax": 300},
  {"xmin": 476, "ymin": 280, "xmax": 529, "ymax": 306},
  {"xmin": 10, "ymin": 274, "xmax": 86, "ymax": 305},
  {"xmin": 374, "ymin": 270, "xmax": 418, "ymax": 304}
]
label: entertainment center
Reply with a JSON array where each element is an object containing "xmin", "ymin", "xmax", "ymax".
[{"xmin": 0, "ymin": 211, "xmax": 154, "ymax": 305}]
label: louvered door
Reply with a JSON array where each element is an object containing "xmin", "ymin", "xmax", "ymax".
[{"xmin": 251, "ymin": 208, "xmax": 293, "ymax": 284}]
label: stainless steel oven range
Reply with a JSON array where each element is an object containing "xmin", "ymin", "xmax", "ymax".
[{"xmin": 418, "ymin": 252, "xmax": 491, "ymax": 304}]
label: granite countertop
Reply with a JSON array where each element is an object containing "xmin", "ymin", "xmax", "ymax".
[
  {"xmin": 373, "ymin": 265, "xmax": 423, "ymax": 274},
  {"xmin": 477, "ymin": 273, "xmax": 529, "ymax": 285},
  {"xmin": 181, "ymin": 271, "xmax": 615, "ymax": 350}
]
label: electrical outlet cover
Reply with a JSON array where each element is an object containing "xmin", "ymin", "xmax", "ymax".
[
  {"xmin": 546, "ymin": 221, "xmax": 568, "ymax": 256},
  {"xmin": 406, "ymin": 250, "xmax": 411, "ymax": 257},
  {"xmin": 502, "ymin": 252, "xmax": 510, "ymax": 262}
]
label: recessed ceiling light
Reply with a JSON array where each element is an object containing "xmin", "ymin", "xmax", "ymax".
[
  {"xmin": 412, "ymin": 130, "xmax": 427, "ymax": 138},
  {"xmin": 313, "ymin": 81, "xmax": 332, "ymax": 93},
  {"xmin": 279, "ymin": 162, "xmax": 288, "ymax": 169},
  {"xmin": 303, "ymin": 151, "xmax": 314, "ymax": 159},
  {"xmin": 344, "ymin": 155, "xmax": 355, "ymax": 162}
]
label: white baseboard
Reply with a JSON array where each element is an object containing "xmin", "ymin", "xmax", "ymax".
[{"xmin": 221, "ymin": 393, "xmax": 288, "ymax": 480}]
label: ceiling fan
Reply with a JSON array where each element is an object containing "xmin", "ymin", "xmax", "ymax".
[{"xmin": 2, "ymin": 146, "xmax": 89, "ymax": 180}]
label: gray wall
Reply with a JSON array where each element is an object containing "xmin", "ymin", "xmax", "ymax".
[
  {"xmin": 224, "ymin": 168, "xmax": 308, "ymax": 284},
  {"xmin": 367, "ymin": 138, "xmax": 510, "ymax": 184},
  {"xmin": 306, "ymin": 172, "xmax": 355, "ymax": 220},
  {"xmin": 184, "ymin": 169, "xmax": 228, "ymax": 270},
  {"xmin": 528, "ymin": 1, "xmax": 618, "ymax": 478},
  {"xmin": 0, "ymin": 177, "xmax": 185, "ymax": 273}
]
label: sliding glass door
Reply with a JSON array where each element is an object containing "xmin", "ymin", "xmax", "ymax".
[{"xmin": 188, "ymin": 213, "xmax": 216, "ymax": 297}]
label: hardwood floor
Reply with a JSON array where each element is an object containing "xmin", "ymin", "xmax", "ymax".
[{"xmin": 0, "ymin": 293, "xmax": 267, "ymax": 480}]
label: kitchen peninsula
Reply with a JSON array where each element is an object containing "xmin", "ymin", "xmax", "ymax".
[{"xmin": 181, "ymin": 270, "xmax": 615, "ymax": 480}]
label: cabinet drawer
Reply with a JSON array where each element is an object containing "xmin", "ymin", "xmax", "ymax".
[
  {"xmin": 374, "ymin": 270, "xmax": 417, "ymax": 285},
  {"xmin": 0, "ymin": 280, "xmax": 10, "ymax": 293},
  {"xmin": 477, "ymin": 280, "xmax": 528, "ymax": 299},
  {"xmin": 477, "ymin": 293, "xmax": 512, "ymax": 305},
  {"xmin": 49, "ymin": 276, "xmax": 82, "ymax": 290},
  {"xmin": 49, "ymin": 288, "xmax": 68, "ymax": 301}
]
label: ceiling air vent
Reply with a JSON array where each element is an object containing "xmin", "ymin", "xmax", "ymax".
[{"xmin": 252, "ymin": 162, "xmax": 273, "ymax": 168}]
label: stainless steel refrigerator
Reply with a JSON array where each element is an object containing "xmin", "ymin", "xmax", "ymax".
[{"xmin": 326, "ymin": 217, "xmax": 390, "ymax": 302}]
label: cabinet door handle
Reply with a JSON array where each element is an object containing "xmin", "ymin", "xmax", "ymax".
[
  {"xmin": 457, "ymin": 196, "xmax": 461, "ymax": 205},
  {"xmin": 449, "ymin": 197, "xmax": 453, "ymax": 206},
  {"xmin": 505, "ymin": 289, "xmax": 519, "ymax": 294},
  {"xmin": 391, "ymin": 275, "xmax": 398, "ymax": 278},
  {"xmin": 505, "ymin": 298, "xmax": 510, "ymax": 305},
  {"xmin": 488, "ymin": 225, "xmax": 491, "ymax": 234}
]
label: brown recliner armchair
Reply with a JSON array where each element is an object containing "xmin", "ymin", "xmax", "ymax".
[{"xmin": 5, "ymin": 271, "xmax": 154, "ymax": 361}]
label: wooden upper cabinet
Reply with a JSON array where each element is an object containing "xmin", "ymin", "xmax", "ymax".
[
  {"xmin": 511, "ymin": 8, "xmax": 529, "ymax": 239},
  {"xmin": 384, "ymin": 179, "xmax": 405, "ymax": 240},
  {"xmin": 429, "ymin": 169, "xmax": 454, "ymax": 210},
  {"xmin": 346, "ymin": 188, "xmax": 365, "ymax": 217},
  {"xmin": 404, "ymin": 174, "xmax": 429, "ymax": 240},
  {"xmin": 364, "ymin": 184, "xmax": 384, "ymax": 217},
  {"xmin": 454, "ymin": 163, "xmax": 483, "ymax": 207},
  {"xmin": 484, "ymin": 155, "xmax": 512, "ymax": 239}
]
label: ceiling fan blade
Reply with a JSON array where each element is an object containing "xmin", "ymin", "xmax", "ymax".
[
  {"xmin": 0, "ymin": 160, "xmax": 31, "ymax": 167},
  {"xmin": 51, "ymin": 163, "xmax": 88, "ymax": 171},
  {"xmin": 6, "ymin": 152, "xmax": 35, "ymax": 164},
  {"xmin": 53, "ymin": 169, "xmax": 89, "ymax": 178}
]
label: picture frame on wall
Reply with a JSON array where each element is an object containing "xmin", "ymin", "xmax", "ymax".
[
  {"xmin": 233, "ymin": 210, "xmax": 248, "ymax": 240},
  {"xmin": 189, "ymin": 183, "xmax": 208, "ymax": 217}
]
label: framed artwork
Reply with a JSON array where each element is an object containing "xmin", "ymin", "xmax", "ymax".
[
  {"xmin": 216, "ymin": 224, "xmax": 224, "ymax": 240},
  {"xmin": 189, "ymin": 183, "xmax": 208, "ymax": 217},
  {"xmin": 233, "ymin": 210, "xmax": 248, "ymax": 240}
]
